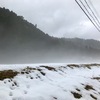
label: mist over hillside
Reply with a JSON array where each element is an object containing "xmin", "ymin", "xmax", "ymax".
[{"xmin": 0, "ymin": 7, "xmax": 100, "ymax": 63}]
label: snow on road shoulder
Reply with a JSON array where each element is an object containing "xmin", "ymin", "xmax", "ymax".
[{"xmin": 0, "ymin": 63, "xmax": 100, "ymax": 100}]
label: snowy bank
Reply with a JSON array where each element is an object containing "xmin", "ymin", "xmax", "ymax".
[{"xmin": 0, "ymin": 63, "xmax": 100, "ymax": 100}]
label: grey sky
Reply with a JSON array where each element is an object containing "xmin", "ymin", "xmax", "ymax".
[{"xmin": 0, "ymin": 0, "xmax": 100, "ymax": 40}]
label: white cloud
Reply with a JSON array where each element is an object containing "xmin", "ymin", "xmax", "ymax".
[{"xmin": 0, "ymin": 0, "xmax": 100, "ymax": 40}]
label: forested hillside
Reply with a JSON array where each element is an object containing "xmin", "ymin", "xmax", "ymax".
[{"xmin": 0, "ymin": 7, "xmax": 100, "ymax": 63}]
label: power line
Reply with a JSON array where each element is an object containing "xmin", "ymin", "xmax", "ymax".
[
  {"xmin": 79, "ymin": 0, "xmax": 100, "ymax": 29},
  {"xmin": 84, "ymin": 0, "xmax": 100, "ymax": 27},
  {"xmin": 75, "ymin": 0, "xmax": 100, "ymax": 32},
  {"xmin": 88, "ymin": 0, "xmax": 100, "ymax": 20}
]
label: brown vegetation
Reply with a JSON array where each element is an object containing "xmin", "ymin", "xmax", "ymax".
[
  {"xmin": 84, "ymin": 85, "xmax": 95, "ymax": 91},
  {"xmin": 71, "ymin": 91, "xmax": 82, "ymax": 99},
  {"xmin": 90, "ymin": 94, "xmax": 97, "ymax": 100},
  {"xmin": 92, "ymin": 77, "xmax": 100, "ymax": 80},
  {"xmin": 67, "ymin": 64, "xmax": 79, "ymax": 68},
  {"xmin": 76, "ymin": 88, "xmax": 81, "ymax": 92},
  {"xmin": 40, "ymin": 66, "xmax": 56, "ymax": 71},
  {"xmin": 0, "ymin": 70, "xmax": 18, "ymax": 80},
  {"xmin": 22, "ymin": 67, "xmax": 46, "ymax": 76},
  {"xmin": 83, "ymin": 63, "xmax": 100, "ymax": 68}
]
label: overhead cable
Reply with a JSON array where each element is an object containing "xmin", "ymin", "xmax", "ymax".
[
  {"xmin": 84, "ymin": 0, "xmax": 100, "ymax": 27},
  {"xmin": 88, "ymin": 0, "xmax": 100, "ymax": 19},
  {"xmin": 75, "ymin": 0, "xmax": 100, "ymax": 32}
]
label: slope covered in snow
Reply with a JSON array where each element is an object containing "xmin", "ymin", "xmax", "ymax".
[{"xmin": 0, "ymin": 63, "xmax": 100, "ymax": 100}]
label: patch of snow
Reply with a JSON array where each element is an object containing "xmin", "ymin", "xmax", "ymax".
[{"xmin": 0, "ymin": 63, "xmax": 99, "ymax": 100}]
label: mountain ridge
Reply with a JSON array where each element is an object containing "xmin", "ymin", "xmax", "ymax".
[{"xmin": 0, "ymin": 7, "xmax": 100, "ymax": 63}]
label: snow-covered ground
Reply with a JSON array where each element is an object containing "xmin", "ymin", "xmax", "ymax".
[{"xmin": 0, "ymin": 63, "xmax": 100, "ymax": 100}]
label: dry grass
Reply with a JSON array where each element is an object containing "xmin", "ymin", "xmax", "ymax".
[
  {"xmin": 76, "ymin": 88, "xmax": 81, "ymax": 92},
  {"xmin": 0, "ymin": 66, "xmax": 46, "ymax": 80},
  {"xmin": 22, "ymin": 67, "xmax": 36, "ymax": 73},
  {"xmin": 40, "ymin": 66, "xmax": 56, "ymax": 71},
  {"xmin": 53, "ymin": 97, "xmax": 57, "ymax": 99},
  {"xmin": 21, "ymin": 67, "xmax": 46, "ymax": 76},
  {"xmin": 83, "ymin": 63, "xmax": 100, "ymax": 69},
  {"xmin": 66, "ymin": 63, "xmax": 100, "ymax": 69},
  {"xmin": 90, "ymin": 94, "xmax": 97, "ymax": 100},
  {"xmin": 92, "ymin": 77, "xmax": 100, "ymax": 80},
  {"xmin": 0, "ymin": 70, "xmax": 18, "ymax": 80},
  {"xmin": 40, "ymin": 71, "xmax": 45, "ymax": 76},
  {"xmin": 71, "ymin": 91, "xmax": 82, "ymax": 99},
  {"xmin": 67, "ymin": 64, "xmax": 79, "ymax": 68},
  {"xmin": 84, "ymin": 85, "xmax": 95, "ymax": 91}
]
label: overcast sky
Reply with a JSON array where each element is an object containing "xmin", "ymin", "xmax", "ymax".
[{"xmin": 0, "ymin": 0, "xmax": 100, "ymax": 40}]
